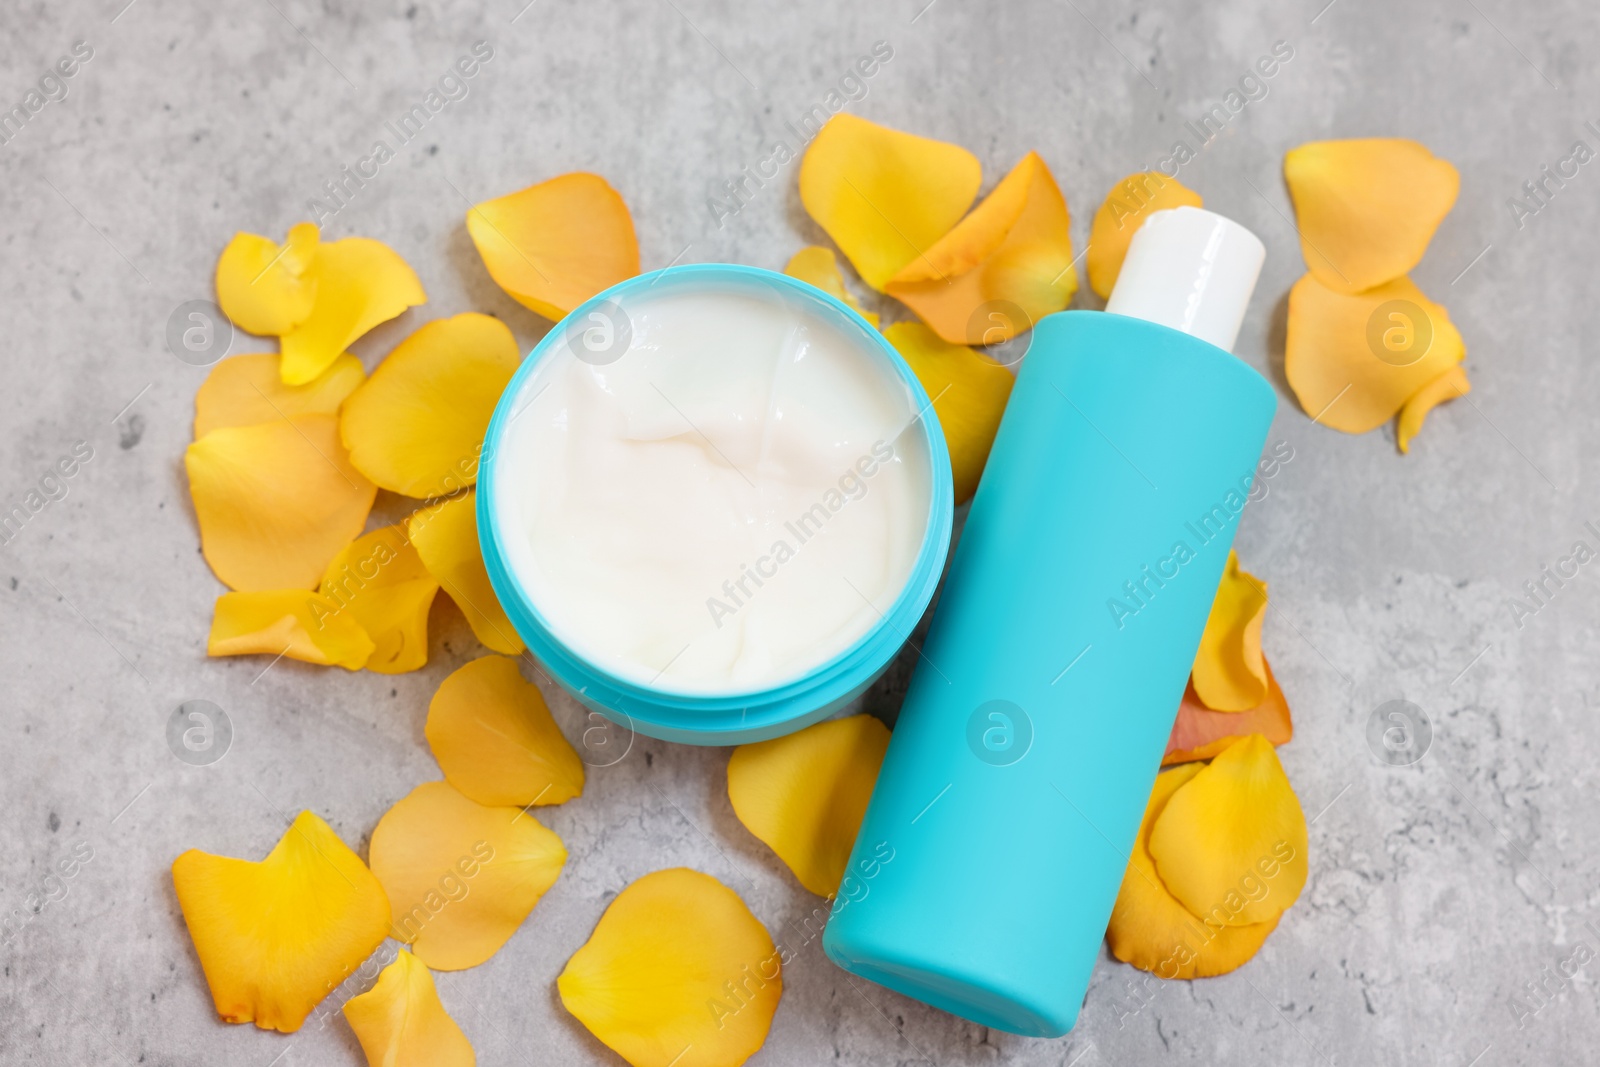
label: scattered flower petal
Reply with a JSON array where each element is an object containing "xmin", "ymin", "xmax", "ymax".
[
  {"xmin": 172, "ymin": 811, "xmax": 391, "ymax": 1033},
  {"xmin": 1147, "ymin": 735, "xmax": 1308, "ymax": 928},
  {"xmin": 1284, "ymin": 138, "xmax": 1459, "ymax": 293},
  {"xmin": 799, "ymin": 114, "xmax": 981, "ymax": 291},
  {"xmin": 207, "ymin": 589, "xmax": 375, "ymax": 670},
  {"xmin": 885, "ymin": 151, "xmax": 1077, "ymax": 343},
  {"xmin": 1191, "ymin": 550, "xmax": 1268, "ymax": 712},
  {"xmin": 426, "ymin": 655, "xmax": 584, "ymax": 808},
  {"xmin": 1285, "ymin": 272, "xmax": 1465, "ymax": 434},
  {"xmin": 215, "ymin": 223, "xmax": 319, "ymax": 337},
  {"xmin": 783, "ymin": 246, "xmax": 879, "ymax": 326},
  {"xmin": 1164, "ymin": 660, "xmax": 1292, "ymax": 766},
  {"xmin": 194, "ymin": 352, "xmax": 366, "ymax": 439},
  {"xmin": 280, "ymin": 237, "xmax": 426, "ymax": 386},
  {"xmin": 370, "ymin": 781, "xmax": 566, "ymax": 971},
  {"xmin": 319, "ymin": 526, "xmax": 439, "ymax": 674},
  {"xmin": 1107, "ymin": 764, "xmax": 1278, "ymax": 979},
  {"xmin": 727, "ymin": 714, "xmax": 889, "ymax": 897},
  {"xmin": 407, "ymin": 490, "xmax": 524, "ymax": 655},
  {"xmin": 558, "ymin": 868, "xmax": 781, "ymax": 1067},
  {"xmin": 343, "ymin": 949, "xmax": 475, "ymax": 1067},
  {"xmin": 466, "ymin": 172, "xmax": 640, "ymax": 321},
  {"xmin": 185, "ymin": 415, "xmax": 377, "ymax": 591},
  {"xmin": 1397, "ymin": 364, "xmax": 1471, "ymax": 454},
  {"xmin": 1087, "ymin": 172, "xmax": 1203, "ymax": 299},
  {"xmin": 884, "ymin": 322, "xmax": 1013, "ymax": 505}
]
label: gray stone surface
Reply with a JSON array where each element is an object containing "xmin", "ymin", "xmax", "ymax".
[{"xmin": 1, "ymin": 0, "xmax": 1596, "ymax": 1063}]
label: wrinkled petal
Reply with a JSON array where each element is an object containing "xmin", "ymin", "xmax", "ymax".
[
  {"xmin": 1285, "ymin": 272, "xmax": 1466, "ymax": 434},
  {"xmin": 208, "ymin": 589, "xmax": 375, "ymax": 670},
  {"xmin": 886, "ymin": 152, "xmax": 1077, "ymax": 343},
  {"xmin": 426, "ymin": 655, "xmax": 584, "ymax": 808},
  {"xmin": 281, "ymin": 237, "xmax": 426, "ymax": 385},
  {"xmin": 466, "ymin": 172, "xmax": 640, "ymax": 321},
  {"xmin": 1284, "ymin": 138, "xmax": 1459, "ymax": 293},
  {"xmin": 783, "ymin": 246, "xmax": 879, "ymax": 326},
  {"xmin": 1191, "ymin": 550, "xmax": 1268, "ymax": 712},
  {"xmin": 558, "ymin": 868, "xmax": 781, "ymax": 1067},
  {"xmin": 1397, "ymin": 364, "xmax": 1471, "ymax": 454},
  {"xmin": 1165, "ymin": 659, "xmax": 1292, "ymax": 766},
  {"xmin": 194, "ymin": 352, "xmax": 365, "ymax": 439},
  {"xmin": 407, "ymin": 491, "xmax": 524, "ymax": 655},
  {"xmin": 172, "ymin": 811, "xmax": 391, "ymax": 1033},
  {"xmin": 185, "ymin": 415, "xmax": 377, "ymax": 591},
  {"xmin": 215, "ymin": 223, "xmax": 319, "ymax": 337},
  {"xmin": 727, "ymin": 714, "xmax": 889, "ymax": 897},
  {"xmin": 341, "ymin": 313, "xmax": 520, "ymax": 498},
  {"xmin": 1107, "ymin": 764, "xmax": 1278, "ymax": 979},
  {"xmin": 370, "ymin": 781, "xmax": 566, "ymax": 971},
  {"xmin": 799, "ymin": 114, "xmax": 981, "ymax": 291},
  {"xmin": 1087, "ymin": 172, "xmax": 1203, "ymax": 299},
  {"xmin": 319, "ymin": 526, "xmax": 439, "ymax": 674},
  {"xmin": 1148, "ymin": 735, "xmax": 1308, "ymax": 927},
  {"xmin": 343, "ymin": 950, "xmax": 475, "ymax": 1067},
  {"xmin": 884, "ymin": 322, "xmax": 1013, "ymax": 505}
]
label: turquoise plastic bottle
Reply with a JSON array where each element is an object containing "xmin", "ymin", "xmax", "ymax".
[{"xmin": 823, "ymin": 208, "xmax": 1277, "ymax": 1036}]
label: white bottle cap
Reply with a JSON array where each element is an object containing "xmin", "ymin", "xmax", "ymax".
[{"xmin": 1104, "ymin": 205, "xmax": 1265, "ymax": 354}]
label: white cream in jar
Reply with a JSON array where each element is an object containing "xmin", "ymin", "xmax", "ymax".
[{"xmin": 494, "ymin": 279, "xmax": 932, "ymax": 694}]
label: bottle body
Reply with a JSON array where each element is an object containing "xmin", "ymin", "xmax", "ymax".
[{"xmin": 823, "ymin": 310, "xmax": 1276, "ymax": 1037}]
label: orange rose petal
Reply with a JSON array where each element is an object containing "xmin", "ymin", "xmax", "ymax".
[
  {"xmin": 407, "ymin": 490, "xmax": 524, "ymax": 655},
  {"xmin": 207, "ymin": 589, "xmax": 375, "ymax": 670},
  {"xmin": 883, "ymin": 322, "xmax": 1013, "ymax": 505},
  {"xmin": 194, "ymin": 352, "xmax": 366, "ymax": 439},
  {"xmin": 185, "ymin": 415, "xmax": 377, "ymax": 591},
  {"xmin": 1191, "ymin": 549, "xmax": 1269, "ymax": 712},
  {"xmin": 1147, "ymin": 735, "xmax": 1308, "ymax": 927},
  {"xmin": 1164, "ymin": 659, "xmax": 1292, "ymax": 766},
  {"xmin": 370, "ymin": 781, "xmax": 566, "ymax": 971},
  {"xmin": 783, "ymin": 246, "xmax": 879, "ymax": 326},
  {"xmin": 318, "ymin": 526, "xmax": 439, "ymax": 674},
  {"xmin": 466, "ymin": 172, "xmax": 640, "ymax": 321},
  {"xmin": 1284, "ymin": 138, "xmax": 1460, "ymax": 293},
  {"xmin": 799, "ymin": 114, "xmax": 981, "ymax": 291},
  {"xmin": 1397, "ymin": 364, "xmax": 1471, "ymax": 454},
  {"xmin": 727, "ymin": 714, "xmax": 889, "ymax": 897},
  {"xmin": 280, "ymin": 237, "xmax": 426, "ymax": 385},
  {"xmin": 1285, "ymin": 272, "xmax": 1466, "ymax": 434},
  {"xmin": 1107, "ymin": 764, "xmax": 1279, "ymax": 979},
  {"xmin": 1086, "ymin": 172, "xmax": 1203, "ymax": 299},
  {"xmin": 172, "ymin": 811, "xmax": 391, "ymax": 1033},
  {"xmin": 885, "ymin": 151, "xmax": 1077, "ymax": 344},
  {"xmin": 426, "ymin": 655, "xmax": 584, "ymax": 808},
  {"xmin": 343, "ymin": 950, "xmax": 475, "ymax": 1067},
  {"xmin": 558, "ymin": 868, "xmax": 781, "ymax": 1067},
  {"xmin": 215, "ymin": 223, "xmax": 319, "ymax": 337}
]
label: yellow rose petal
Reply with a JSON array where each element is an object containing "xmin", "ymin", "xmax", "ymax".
[
  {"xmin": 340, "ymin": 313, "xmax": 520, "ymax": 498},
  {"xmin": 194, "ymin": 352, "xmax": 365, "ymax": 439},
  {"xmin": 1191, "ymin": 550, "xmax": 1269, "ymax": 712},
  {"xmin": 407, "ymin": 490, "xmax": 524, "ymax": 655},
  {"xmin": 1147, "ymin": 734, "xmax": 1308, "ymax": 928},
  {"xmin": 281, "ymin": 237, "xmax": 426, "ymax": 385},
  {"xmin": 426, "ymin": 655, "xmax": 584, "ymax": 808},
  {"xmin": 1285, "ymin": 272, "xmax": 1465, "ymax": 435},
  {"xmin": 783, "ymin": 246, "xmax": 879, "ymax": 326},
  {"xmin": 207, "ymin": 589, "xmax": 375, "ymax": 670},
  {"xmin": 558, "ymin": 868, "xmax": 781, "ymax": 1067},
  {"xmin": 1284, "ymin": 138, "xmax": 1459, "ymax": 293},
  {"xmin": 884, "ymin": 322, "xmax": 1013, "ymax": 505},
  {"xmin": 1086, "ymin": 172, "xmax": 1203, "ymax": 299},
  {"xmin": 215, "ymin": 222, "xmax": 319, "ymax": 337},
  {"xmin": 799, "ymin": 114, "xmax": 981, "ymax": 291},
  {"xmin": 343, "ymin": 950, "xmax": 475, "ymax": 1067},
  {"xmin": 466, "ymin": 172, "xmax": 640, "ymax": 321},
  {"xmin": 185, "ymin": 415, "xmax": 377, "ymax": 591},
  {"xmin": 1397, "ymin": 364, "xmax": 1471, "ymax": 454},
  {"xmin": 1165, "ymin": 660, "xmax": 1292, "ymax": 766},
  {"xmin": 727, "ymin": 714, "xmax": 889, "ymax": 897},
  {"xmin": 1107, "ymin": 764, "xmax": 1278, "ymax": 979},
  {"xmin": 319, "ymin": 526, "xmax": 439, "ymax": 674},
  {"xmin": 370, "ymin": 781, "xmax": 566, "ymax": 971},
  {"xmin": 172, "ymin": 811, "xmax": 391, "ymax": 1033},
  {"xmin": 885, "ymin": 151, "xmax": 1077, "ymax": 344}
]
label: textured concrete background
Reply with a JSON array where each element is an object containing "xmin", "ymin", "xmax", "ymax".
[{"xmin": 2, "ymin": 0, "xmax": 1597, "ymax": 1063}]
